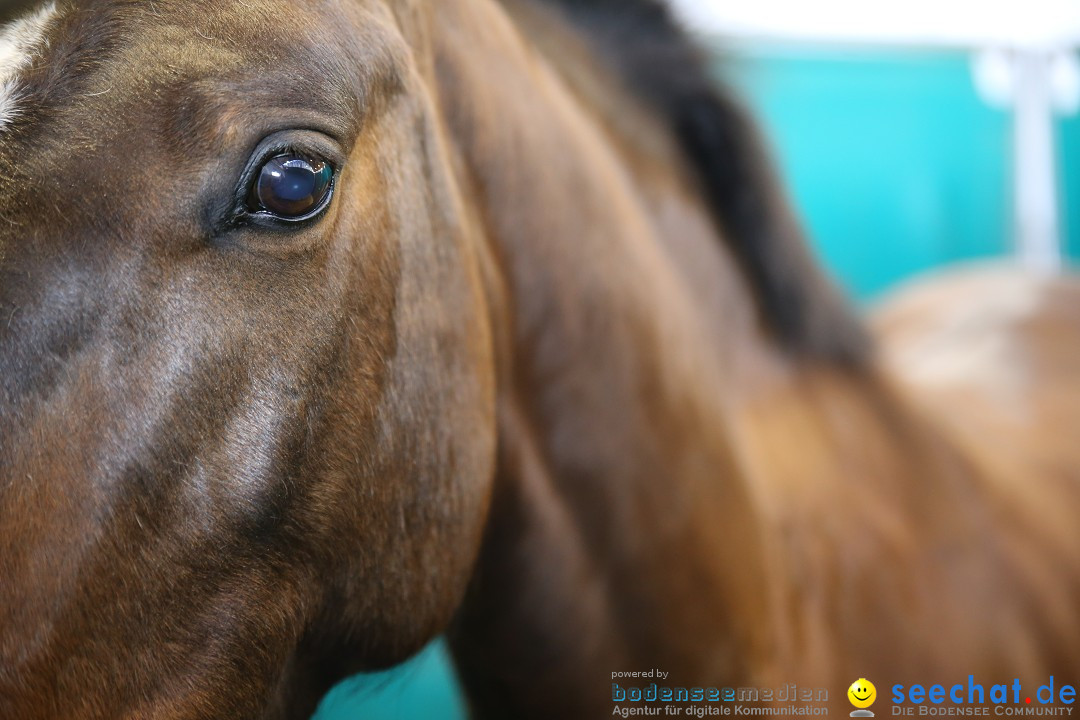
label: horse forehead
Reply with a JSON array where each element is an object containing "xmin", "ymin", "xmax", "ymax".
[
  {"xmin": 0, "ymin": 0, "xmax": 403, "ymax": 166},
  {"xmin": 0, "ymin": 2, "xmax": 60, "ymax": 130}
]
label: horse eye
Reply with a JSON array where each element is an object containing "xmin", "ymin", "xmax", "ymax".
[{"xmin": 249, "ymin": 154, "xmax": 334, "ymax": 220}]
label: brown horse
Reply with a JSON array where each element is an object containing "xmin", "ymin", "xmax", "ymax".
[{"xmin": 1, "ymin": 0, "xmax": 1079, "ymax": 718}]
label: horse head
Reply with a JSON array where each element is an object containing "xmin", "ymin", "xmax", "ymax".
[
  {"xmin": 9, "ymin": 2, "xmax": 1070, "ymax": 719},
  {"xmin": 0, "ymin": 2, "xmax": 497, "ymax": 716}
]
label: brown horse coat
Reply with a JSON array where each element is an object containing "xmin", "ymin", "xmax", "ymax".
[{"xmin": 0, "ymin": 1, "xmax": 1078, "ymax": 718}]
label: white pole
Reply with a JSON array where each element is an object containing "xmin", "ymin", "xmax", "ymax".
[{"xmin": 1012, "ymin": 50, "xmax": 1063, "ymax": 272}]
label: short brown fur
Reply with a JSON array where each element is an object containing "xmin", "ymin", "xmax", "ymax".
[{"xmin": 1, "ymin": 1, "xmax": 1078, "ymax": 719}]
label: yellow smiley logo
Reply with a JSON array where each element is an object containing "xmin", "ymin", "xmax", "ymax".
[{"xmin": 848, "ymin": 679, "xmax": 877, "ymax": 709}]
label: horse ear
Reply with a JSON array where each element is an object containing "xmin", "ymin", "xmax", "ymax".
[{"xmin": 542, "ymin": 0, "xmax": 871, "ymax": 364}]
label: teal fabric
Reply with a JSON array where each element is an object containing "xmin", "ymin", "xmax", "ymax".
[{"xmin": 311, "ymin": 49, "xmax": 1078, "ymax": 719}]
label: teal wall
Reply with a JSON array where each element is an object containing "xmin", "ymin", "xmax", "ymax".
[
  {"xmin": 311, "ymin": 48, "xmax": 1079, "ymax": 720},
  {"xmin": 723, "ymin": 47, "xmax": 1080, "ymax": 300},
  {"xmin": 313, "ymin": 641, "xmax": 466, "ymax": 720},
  {"xmin": 722, "ymin": 48, "xmax": 1013, "ymax": 301},
  {"xmin": 1061, "ymin": 106, "xmax": 1080, "ymax": 261}
]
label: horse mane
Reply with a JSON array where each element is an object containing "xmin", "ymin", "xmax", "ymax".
[{"xmin": 523, "ymin": 0, "xmax": 871, "ymax": 364}]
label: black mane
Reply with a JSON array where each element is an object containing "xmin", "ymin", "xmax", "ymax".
[{"xmin": 535, "ymin": 0, "xmax": 870, "ymax": 363}]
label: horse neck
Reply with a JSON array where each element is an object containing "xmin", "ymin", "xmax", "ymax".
[{"xmin": 424, "ymin": 0, "xmax": 912, "ymax": 713}]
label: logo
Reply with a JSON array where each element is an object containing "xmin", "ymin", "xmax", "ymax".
[
  {"xmin": 849, "ymin": 678, "xmax": 877, "ymax": 717},
  {"xmin": 891, "ymin": 676, "xmax": 1076, "ymax": 715}
]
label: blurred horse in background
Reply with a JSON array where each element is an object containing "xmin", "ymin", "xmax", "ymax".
[{"xmin": 1, "ymin": 0, "xmax": 1079, "ymax": 718}]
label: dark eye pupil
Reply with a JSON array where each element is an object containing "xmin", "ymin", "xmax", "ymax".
[{"xmin": 253, "ymin": 155, "xmax": 333, "ymax": 219}]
